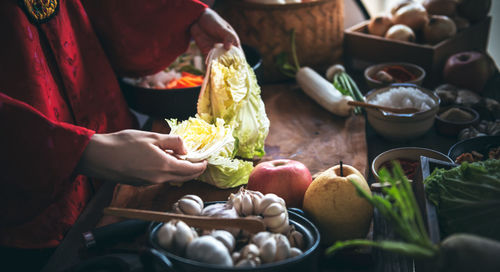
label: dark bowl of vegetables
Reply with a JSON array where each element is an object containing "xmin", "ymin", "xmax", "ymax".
[
  {"xmin": 448, "ymin": 135, "xmax": 500, "ymax": 163},
  {"xmin": 434, "ymin": 105, "xmax": 480, "ymax": 137},
  {"xmin": 120, "ymin": 44, "xmax": 262, "ymax": 120},
  {"xmin": 364, "ymin": 62, "xmax": 426, "ymax": 89}
]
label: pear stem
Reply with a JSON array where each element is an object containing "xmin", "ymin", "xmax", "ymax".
[{"xmin": 340, "ymin": 160, "xmax": 344, "ymax": 177}]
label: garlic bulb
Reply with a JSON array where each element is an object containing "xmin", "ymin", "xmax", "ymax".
[
  {"xmin": 257, "ymin": 194, "xmax": 290, "ymax": 233},
  {"xmin": 172, "ymin": 194, "xmax": 204, "ymax": 215},
  {"xmin": 233, "ymin": 244, "xmax": 261, "ymax": 267},
  {"xmin": 274, "ymin": 234, "xmax": 291, "ymax": 261},
  {"xmin": 209, "ymin": 230, "xmax": 236, "ymax": 253},
  {"xmin": 202, "ymin": 203, "xmax": 240, "ymax": 236},
  {"xmin": 186, "ymin": 236, "xmax": 233, "ymax": 266},
  {"xmin": 228, "ymin": 187, "xmax": 263, "ymax": 216},
  {"xmin": 287, "ymin": 227, "xmax": 305, "ymax": 249},
  {"xmin": 156, "ymin": 220, "xmax": 198, "ymax": 255},
  {"xmin": 235, "ymin": 258, "xmax": 261, "ymax": 267},
  {"xmin": 290, "ymin": 247, "xmax": 303, "ymax": 258},
  {"xmin": 250, "ymin": 231, "xmax": 303, "ymax": 263}
]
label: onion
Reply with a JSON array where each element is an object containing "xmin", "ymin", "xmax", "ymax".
[
  {"xmin": 385, "ymin": 24, "xmax": 416, "ymax": 42},
  {"xmin": 452, "ymin": 16, "xmax": 470, "ymax": 31},
  {"xmin": 392, "ymin": 3, "xmax": 429, "ymax": 31},
  {"xmin": 390, "ymin": 0, "xmax": 415, "ymax": 15},
  {"xmin": 368, "ymin": 15, "xmax": 394, "ymax": 37},
  {"xmin": 423, "ymin": 0, "xmax": 458, "ymax": 17},
  {"xmin": 423, "ymin": 15, "xmax": 457, "ymax": 44}
]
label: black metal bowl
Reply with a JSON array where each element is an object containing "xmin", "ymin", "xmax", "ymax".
[
  {"xmin": 448, "ymin": 135, "xmax": 500, "ymax": 162},
  {"xmin": 146, "ymin": 207, "xmax": 320, "ymax": 272},
  {"xmin": 120, "ymin": 45, "xmax": 262, "ymax": 120}
]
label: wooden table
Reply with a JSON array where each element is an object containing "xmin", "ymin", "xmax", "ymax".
[{"xmin": 42, "ymin": 82, "xmax": 458, "ymax": 272}]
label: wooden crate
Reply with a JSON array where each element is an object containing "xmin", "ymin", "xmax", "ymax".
[{"xmin": 344, "ymin": 17, "xmax": 491, "ymax": 85}]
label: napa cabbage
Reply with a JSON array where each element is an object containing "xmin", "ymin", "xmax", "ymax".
[
  {"xmin": 166, "ymin": 116, "xmax": 252, "ymax": 188},
  {"xmin": 198, "ymin": 44, "xmax": 269, "ymax": 159}
]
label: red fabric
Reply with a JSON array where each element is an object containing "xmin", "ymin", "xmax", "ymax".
[{"xmin": 0, "ymin": 0, "xmax": 206, "ymax": 249}]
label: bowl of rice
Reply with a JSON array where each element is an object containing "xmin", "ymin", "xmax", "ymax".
[{"xmin": 364, "ymin": 83, "xmax": 440, "ymax": 141}]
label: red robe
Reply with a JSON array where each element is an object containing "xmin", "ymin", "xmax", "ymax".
[{"xmin": 0, "ymin": 0, "xmax": 206, "ymax": 249}]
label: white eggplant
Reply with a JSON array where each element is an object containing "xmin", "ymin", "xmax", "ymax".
[{"xmin": 296, "ymin": 67, "xmax": 353, "ymax": 117}]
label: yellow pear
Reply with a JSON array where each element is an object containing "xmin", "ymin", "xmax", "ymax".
[{"xmin": 303, "ymin": 164, "xmax": 373, "ymax": 245}]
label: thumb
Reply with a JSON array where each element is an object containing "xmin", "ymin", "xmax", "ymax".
[{"xmin": 155, "ymin": 135, "xmax": 187, "ymax": 155}]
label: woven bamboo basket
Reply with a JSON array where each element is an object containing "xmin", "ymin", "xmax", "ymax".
[{"xmin": 214, "ymin": 0, "xmax": 344, "ymax": 83}]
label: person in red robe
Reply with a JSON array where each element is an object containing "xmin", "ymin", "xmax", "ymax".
[{"xmin": 0, "ymin": 0, "xmax": 239, "ymax": 269}]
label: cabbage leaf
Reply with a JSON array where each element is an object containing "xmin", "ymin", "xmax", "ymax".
[{"xmin": 166, "ymin": 116, "xmax": 252, "ymax": 188}]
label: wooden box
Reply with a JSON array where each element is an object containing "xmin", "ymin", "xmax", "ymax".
[{"xmin": 344, "ymin": 17, "xmax": 491, "ymax": 85}]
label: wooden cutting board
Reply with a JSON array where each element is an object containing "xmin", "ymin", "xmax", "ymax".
[{"xmin": 100, "ymin": 83, "xmax": 367, "ymax": 225}]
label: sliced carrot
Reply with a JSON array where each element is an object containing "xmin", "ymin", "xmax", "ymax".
[{"xmin": 164, "ymin": 72, "xmax": 204, "ymax": 89}]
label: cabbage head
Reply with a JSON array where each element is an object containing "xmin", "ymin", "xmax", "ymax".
[{"xmin": 197, "ymin": 45, "xmax": 269, "ymax": 159}]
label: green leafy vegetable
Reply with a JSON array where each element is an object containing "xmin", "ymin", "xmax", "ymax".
[
  {"xmin": 166, "ymin": 117, "xmax": 253, "ymax": 189},
  {"xmin": 275, "ymin": 29, "xmax": 301, "ymax": 77},
  {"xmin": 326, "ymin": 162, "xmax": 438, "ymax": 258},
  {"xmin": 198, "ymin": 45, "xmax": 269, "ymax": 159},
  {"xmin": 197, "ymin": 156, "xmax": 254, "ymax": 189},
  {"xmin": 424, "ymin": 159, "xmax": 500, "ymax": 240}
]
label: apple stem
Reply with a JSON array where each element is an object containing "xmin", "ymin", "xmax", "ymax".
[{"xmin": 340, "ymin": 160, "xmax": 344, "ymax": 177}]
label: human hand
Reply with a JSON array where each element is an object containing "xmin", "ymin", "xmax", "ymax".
[
  {"xmin": 77, "ymin": 130, "xmax": 207, "ymax": 185},
  {"xmin": 190, "ymin": 8, "xmax": 240, "ymax": 55}
]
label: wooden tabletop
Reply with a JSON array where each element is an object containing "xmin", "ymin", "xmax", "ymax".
[{"xmin": 42, "ymin": 82, "xmax": 458, "ymax": 272}]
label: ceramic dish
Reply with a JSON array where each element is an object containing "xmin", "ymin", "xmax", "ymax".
[
  {"xmin": 448, "ymin": 135, "xmax": 500, "ymax": 163},
  {"xmin": 120, "ymin": 45, "xmax": 262, "ymax": 120},
  {"xmin": 364, "ymin": 62, "xmax": 425, "ymax": 89},
  {"xmin": 146, "ymin": 205, "xmax": 320, "ymax": 272},
  {"xmin": 364, "ymin": 83, "xmax": 440, "ymax": 141},
  {"xmin": 371, "ymin": 147, "xmax": 453, "ymax": 182},
  {"xmin": 435, "ymin": 106, "xmax": 480, "ymax": 137}
]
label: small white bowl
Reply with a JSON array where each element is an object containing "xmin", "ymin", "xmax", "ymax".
[
  {"xmin": 364, "ymin": 83, "xmax": 440, "ymax": 141},
  {"xmin": 371, "ymin": 147, "xmax": 453, "ymax": 181}
]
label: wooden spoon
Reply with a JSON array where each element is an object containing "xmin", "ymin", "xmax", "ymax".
[
  {"xmin": 348, "ymin": 100, "xmax": 419, "ymax": 114},
  {"xmin": 103, "ymin": 207, "xmax": 266, "ymax": 234}
]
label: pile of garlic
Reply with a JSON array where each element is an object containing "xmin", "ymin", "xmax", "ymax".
[{"xmin": 156, "ymin": 189, "xmax": 305, "ymax": 267}]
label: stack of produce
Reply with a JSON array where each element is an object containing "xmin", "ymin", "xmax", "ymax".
[{"xmin": 367, "ymin": 0, "xmax": 491, "ymax": 44}]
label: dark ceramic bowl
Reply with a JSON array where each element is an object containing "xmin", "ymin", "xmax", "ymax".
[
  {"xmin": 435, "ymin": 106, "xmax": 479, "ymax": 137},
  {"xmin": 146, "ymin": 206, "xmax": 320, "ymax": 272},
  {"xmin": 364, "ymin": 62, "xmax": 426, "ymax": 89},
  {"xmin": 448, "ymin": 135, "xmax": 500, "ymax": 162},
  {"xmin": 120, "ymin": 45, "xmax": 262, "ymax": 120}
]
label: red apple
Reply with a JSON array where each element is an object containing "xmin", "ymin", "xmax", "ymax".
[
  {"xmin": 443, "ymin": 51, "xmax": 495, "ymax": 93},
  {"xmin": 247, "ymin": 159, "xmax": 312, "ymax": 208}
]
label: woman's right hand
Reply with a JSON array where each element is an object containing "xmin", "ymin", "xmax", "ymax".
[{"xmin": 77, "ymin": 129, "xmax": 207, "ymax": 185}]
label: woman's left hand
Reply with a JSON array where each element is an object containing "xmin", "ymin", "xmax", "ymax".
[{"xmin": 190, "ymin": 8, "xmax": 240, "ymax": 55}]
